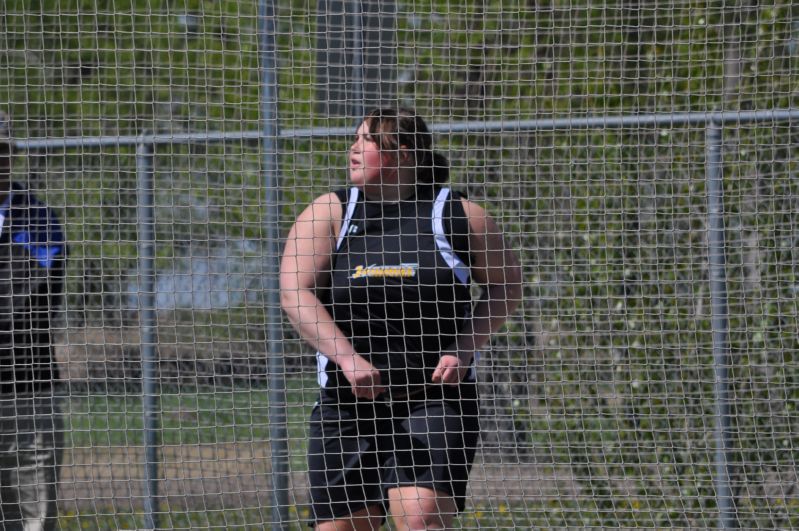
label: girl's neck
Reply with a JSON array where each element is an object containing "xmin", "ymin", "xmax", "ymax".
[{"xmin": 362, "ymin": 181, "xmax": 416, "ymax": 203}]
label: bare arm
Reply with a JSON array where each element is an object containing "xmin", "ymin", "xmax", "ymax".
[
  {"xmin": 279, "ymin": 193, "xmax": 385, "ymax": 399},
  {"xmin": 432, "ymin": 198, "xmax": 523, "ymax": 384},
  {"xmin": 279, "ymin": 193, "xmax": 350, "ymax": 360}
]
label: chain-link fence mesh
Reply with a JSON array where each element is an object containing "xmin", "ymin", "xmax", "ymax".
[{"xmin": 1, "ymin": 1, "xmax": 798, "ymax": 529}]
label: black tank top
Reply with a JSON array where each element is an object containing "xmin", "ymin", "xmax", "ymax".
[{"xmin": 318, "ymin": 185, "xmax": 475, "ymax": 401}]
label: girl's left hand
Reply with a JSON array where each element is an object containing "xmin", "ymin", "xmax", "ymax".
[{"xmin": 431, "ymin": 354, "xmax": 470, "ymax": 385}]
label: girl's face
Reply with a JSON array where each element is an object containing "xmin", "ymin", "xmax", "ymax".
[{"xmin": 348, "ymin": 121, "xmax": 399, "ymax": 189}]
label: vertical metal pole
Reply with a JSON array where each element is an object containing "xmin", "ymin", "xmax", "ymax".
[
  {"xmin": 705, "ymin": 121, "xmax": 737, "ymax": 529},
  {"xmin": 137, "ymin": 141, "xmax": 160, "ymax": 530},
  {"xmin": 259, "ymin": 1, "xmax": 289, "ymax": 529},
  {"xmin": 350, "ymin": 0, "xmax": 364, "ymax": 119}
]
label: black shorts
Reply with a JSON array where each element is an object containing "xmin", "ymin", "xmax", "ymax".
[{"xmin": 306, "ymin": 384, "xmax": 480, "ymax": 525}]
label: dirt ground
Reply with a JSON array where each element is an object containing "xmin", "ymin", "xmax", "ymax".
[{"xmin": 56, "ymin": 442, "xmax": 570, "ymax": 513}]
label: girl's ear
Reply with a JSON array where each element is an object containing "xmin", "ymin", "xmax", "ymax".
[
  {"xmin": 384, "ymin": 147, "xmax": 411, "ymax": 168},
  {"xmin": 381, "ymin": 151, "xmax": 399, "ymax": 167}
]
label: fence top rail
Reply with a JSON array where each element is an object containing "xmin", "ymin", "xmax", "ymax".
[{"xmin": 14, "ymin": 109, "xmax": 799, "ymax": 151}]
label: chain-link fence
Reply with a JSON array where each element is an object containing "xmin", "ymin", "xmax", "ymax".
[{"xmin": 2, "ymin": 1, "xmax": 798, "ymax": 529}]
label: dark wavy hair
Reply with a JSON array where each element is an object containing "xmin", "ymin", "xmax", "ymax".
[{"xmin": 363, "ymin": 107, "xmax": 450, "ymax": 185}]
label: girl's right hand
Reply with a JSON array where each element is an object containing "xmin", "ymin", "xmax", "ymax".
[{"xmin": 339, "ymin": 354, "xmax": 385, "ymax": 400}]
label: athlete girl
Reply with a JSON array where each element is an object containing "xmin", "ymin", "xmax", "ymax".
[{"xmin": 280, "ymin": 108, "xmax": 522, "ymax": 530}]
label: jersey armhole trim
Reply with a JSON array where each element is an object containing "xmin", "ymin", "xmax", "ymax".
[
  {"xmin": 444, "ymin": 190, "xmax": 472, "ymax": 268},
  {"xmin": 335, "ymin": 187, "xmax": 360, "ymax": 251},
  {"xmin": 433, "ymin": 187, "xmax": 471, "ymax": 285}
]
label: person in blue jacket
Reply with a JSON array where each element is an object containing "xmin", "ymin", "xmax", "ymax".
[
  {"xmin": 0, "ymin": 111, "xmax": 67, "ymax": 531},
  {"xmin": 280, "ymin": 107, "xmax": 522, "ymax": 530}
]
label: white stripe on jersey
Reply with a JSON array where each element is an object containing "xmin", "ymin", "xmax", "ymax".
[
  {"xmin": 316, "ymin": 351, "xmax": 329, "ymax": 388},
  {"xmin": 335, "ymin": 187, "xmax": 360, "ymax": 251},
  {"xmin": 432, "ymin": 187, "xmax": 470, "ymax": 285}
]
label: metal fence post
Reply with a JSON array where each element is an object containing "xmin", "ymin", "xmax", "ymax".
[
  {"xmin": 705, "ymin": 120, "xmax": 737, "ymax": 530},
  {"xmin": 137, "ymin": 140, "xmax": 160, "ymax": 531},
  {"xmin": 259, "ymin": 0, "xmax": 289, "ymax": 528},
  {"xmin": 350, "ymin": 0, "xmax": 364, "ymax": 119}
]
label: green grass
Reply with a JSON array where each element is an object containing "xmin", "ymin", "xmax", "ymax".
[{"xmin": 64, "ymin": 377, "xmax": 316, "ymax": 448}]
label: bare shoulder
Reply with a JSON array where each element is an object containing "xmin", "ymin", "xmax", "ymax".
[
  {"xmin": 297, "ymin": 191, "xmax": 344, "ymax": 224},
  {"xmin": 459, "ymin": 197, "xmax": 500, "ymax": 236},
  {"xmin": 289, "ymin": 191, "xmax": 342, "ymax": 236},
  {"xmin": 458, "ymin": 196, "xmax": 520, "ymax": 286},
  {"xmin": 281, "ymin": 192, "xmax": 345, "ymax": 285}
]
